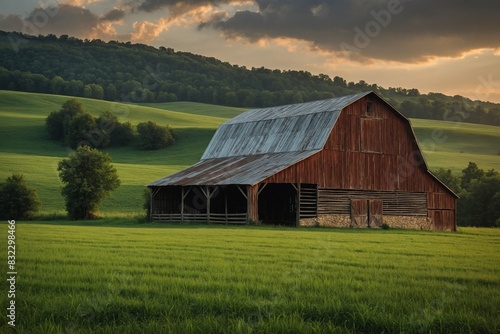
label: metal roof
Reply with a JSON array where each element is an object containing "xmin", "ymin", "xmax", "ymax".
[
  {"xmin": 150, "ymin": 92, "xmax": 371, "ymax": 187},
  {"xmin": 202, "ymin": 91, "xmax": 370, "ymax": 159},
  {"xmin": 149, "ymin": 151, "xmax": 319, "ymax": 186}
]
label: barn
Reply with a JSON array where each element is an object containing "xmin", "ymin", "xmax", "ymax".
[{"xmin": 148, "ymin": 91, "xmax": 457, "ymax": 231}]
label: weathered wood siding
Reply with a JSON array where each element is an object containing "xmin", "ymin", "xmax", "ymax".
[
  {"xmin": 317, "ymin": 189, "xmax": 427, "ymax": 216},
  {"xmin": 263, "ymin": 96, "xmax": 456, "ymax": 230}
]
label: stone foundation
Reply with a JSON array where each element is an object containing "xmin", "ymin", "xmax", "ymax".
[
  {"xmin": 300, "ymin": 214, "xmax": 434, "ymax": 230},
  {"xmin": 383, "ymin": 215, "xmax": 434, "ymax": 230},
  {"xmin": 300, "ymin": 214, "xmax": 351, "ymax": 228}
]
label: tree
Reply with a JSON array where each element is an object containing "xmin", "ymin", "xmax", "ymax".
[
  {"xmin": 112, "ymin": 122, "xmax": 135, "ymax": 146},
  {"xmin": 137, "ymin": 121, "xmax": 176, "ymax": 150},
  {"xmin": 58, "ymin": 146, "xmax": 120, "ymax": 219},
  {"xmin": 45, "ymin": 110, "xmax": 66, "ymax": 140},
  {"xmin": 433, "ymin": 168, "xmax": 461, "ymax": 194},
  {"xmin": 458, "ymin": 174, "xmax": 500, "ymax": 227},
  {"xmin": 65, "ymin": 111, "xmax": 97, "ymax": 149},
  {"xmin": 46, "ymin": 98, "xmax": 85, "ymax": 141},
  {"xmin": 0, "ymin": 173, "xmax": 40, "ymax": 220},
  {"xmin": 461, "ymin": 162, "xmax": 485, "ymax": 191}
]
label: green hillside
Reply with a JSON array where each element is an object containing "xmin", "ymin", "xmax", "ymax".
[
  {"xmin": 1, "ymin": 30, "xmax": 500, "ymax": 128},
  {"xmin": 0, "ymin": 90, "xmax": 499, "ymax": 215}
]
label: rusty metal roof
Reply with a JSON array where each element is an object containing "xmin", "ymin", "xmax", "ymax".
[{"xmin": 149, "ymin": 151, "xmax": 319, "ymax": 186}]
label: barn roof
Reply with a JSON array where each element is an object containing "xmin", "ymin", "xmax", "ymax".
[
  {"xmin": 150, "ymin": 91, "xmax": 370, "ymax": 186},
  {"xmin": 149, "ymin": 151, "xmax": 317, "ymax": 186},
  {"xmin": 202, "ymin": 91, "xmax": 369, "ymax": 159},
  {"xmin": 149, "ymin": 91, "xmax": 457, "ymax": 197}
]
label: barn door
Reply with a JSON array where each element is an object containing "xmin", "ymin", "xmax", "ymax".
[
  {"xmin": 351, "ymin": 199, "xmax": 383, "ymax": 228},
  {"xmin": 351, "ymin": 199, "xmax": 368, "ymax": 227},
  {"xmin": 369, "ymin": 199, "xmax": 383, "ymax": 228}
]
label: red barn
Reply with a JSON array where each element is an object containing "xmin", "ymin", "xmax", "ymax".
[{"xmin": 149, "ymin": 91, "xmax": 457, "ymax": 230}]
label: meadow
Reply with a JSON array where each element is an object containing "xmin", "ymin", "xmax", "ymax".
[
  {"xmin": 1, "ymin": 91, "xmax": 500, "ymax": 333},
  {"xmin": 1, "ymin": 221, "xmax": 499, "ymax": 333},
  {"xmin": 1, "ymin": 90, "xmax": 499, "ymax": 216}
]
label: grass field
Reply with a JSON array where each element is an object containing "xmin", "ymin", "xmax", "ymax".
[
  {"xmin": 1, "ymin": 221, "xmax": 499, "ymax": 333},
  {"xmin": 1, "ymin": 90, "xmax": 499, "ymax": 215}
]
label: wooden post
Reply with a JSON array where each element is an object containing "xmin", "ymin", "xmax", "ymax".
[
  {"xmin": 149, "ymin": 187, "xmax": 153, "ymax": 221},
  {"xmin": 206, "ymin": 186, "xmax": 211, "ymax": 222},
  {"xmin": 181, "ymin": 187, "xmax": 184, "ymax": 221},
  {"xmin": 247, "ymin": 184, "xmax": 259, "ymax": 224},
  {"xmin": 296, "ymin": 183, "xmax": 301, "ymax": 227},
  {"xmin": 225, "ymin": 191, "xmax": 228, "ymax": 224}
]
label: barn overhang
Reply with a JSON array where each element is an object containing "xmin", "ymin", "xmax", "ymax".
[{"xmin": 148, "ymin": 150, "xmax": 319, "ymax": 187}]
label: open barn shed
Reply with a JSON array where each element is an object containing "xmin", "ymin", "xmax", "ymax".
[{"xmin": 149, "ymin": 92, "xmax": 457, "ymax": 230}]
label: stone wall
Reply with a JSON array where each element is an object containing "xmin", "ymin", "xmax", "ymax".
[
  {"xmin": 300, "ymin": 214, "xmax": 351, "ymax": 228},
  {"xmin": 383, "ymin": 215, "xmax": 434, "ymax": 230},
  {"xmin": 300, "ymin": 214, "xmax": 434, "ymax": 230}
]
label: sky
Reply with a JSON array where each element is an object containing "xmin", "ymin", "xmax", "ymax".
[{"xmin": 1, "ymin": 0, "xmax": 500, "ymax": 103}]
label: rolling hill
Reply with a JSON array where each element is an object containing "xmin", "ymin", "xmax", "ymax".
[{"xmin": 0, "ymin": 90, "xmax": 499, "ymax": 215}]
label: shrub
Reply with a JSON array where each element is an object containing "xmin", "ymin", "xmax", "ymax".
[
  {"xmin": 137, "ymin": 121, "xmax": 176, "ymax": 150},
  {"xmin": 112, "ymin": 122, "xmax": 135, "ymax": 146},
  {"xmin": 0, "ymin": 173, "xmax": 40, "ymax": 220}
]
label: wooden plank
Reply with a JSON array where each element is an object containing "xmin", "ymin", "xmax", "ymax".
[
  {"xmin": 247, "ymin": 184, "xmax": 259, "ymax": 223},
  {"xmin": 351, "ymin": 199, "xmax": 368, "ymax": 227},
  {"xmin": 369, "ymin": 199, "xmax": 383, "ymax": 227},
  {"xmin": 318, "ymin": 189, "xmax": 427, "ymax": 216}
]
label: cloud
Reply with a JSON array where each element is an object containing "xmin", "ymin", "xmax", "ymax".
[
  {"xmin": 0, "ymin": 14, "xmax": 24, "ymax": 32},
  {"xmin": 199, "ymin": 0, "xmax": 500, "ymax": 63},
  {"xmin": 101, "ymin": 9, "xmax": 126, "ymax": 22},
  {"xmin": 134, "ymin": 0, "xmax": 234, "ymax": 14},
  {"xmin": 0, "ymin": 4, "xmax": 128, "ymax": 41},
  {"xmin": 131, "ymin": 18, "xmax": 169, "ymax": 43}
]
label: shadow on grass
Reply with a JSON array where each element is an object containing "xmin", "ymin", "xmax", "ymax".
[{"xmin": 9, "ymin": 215, "xmax": 439, "ymax": 235}]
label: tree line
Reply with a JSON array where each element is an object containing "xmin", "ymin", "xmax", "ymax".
[
  {"xmin": 1, "ymin": 30, "xmax": 500, "ymax": 127},
  {"xmin": 434, "ymin": 162, "xmax": 500, "ymax": 227}
]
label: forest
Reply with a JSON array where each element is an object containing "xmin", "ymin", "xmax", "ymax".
[{"xmin": 1, "ymin": 30, "xmax": 500, "ymax": 127}]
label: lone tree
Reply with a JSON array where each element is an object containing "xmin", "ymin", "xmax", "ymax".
[
  {"xmin": 0, "ymin": 173, "xmax": 40, "ymax": 220},
  {"xmin": 58, "ymin": 146, "xmax": 120, "ymax": 219}
]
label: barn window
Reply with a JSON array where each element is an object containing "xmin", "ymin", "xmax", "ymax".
[{"xmin": 366, "ymin": 101, "xmax": 373, "ymax": 114}]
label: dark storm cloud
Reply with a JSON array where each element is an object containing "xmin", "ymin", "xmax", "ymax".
[
  {"xmin": 0, "ymin": 14, "xmax": 24, "ymax": 32},
  {"xmin": 0, "ymin": 4, "xmax": 99, "ymax": 37},
  {"xmin": 200, "ymin": 0, "xmax": 500, "ymax": 63},
  {"xmin": 135, "ymin": 0, "xmax": 233, "ymax": 13},
  {"xmin": 0, "ymin": 4, "xmax": 128, "ymax": 40},
  {"xmin": 101, "ymin": 9, "xmax": 126, "ymax": 22}
]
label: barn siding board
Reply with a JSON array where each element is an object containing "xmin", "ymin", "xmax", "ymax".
[{"xmin": 318, "ymin": 189, "xmax": 427, "ymax": 216}]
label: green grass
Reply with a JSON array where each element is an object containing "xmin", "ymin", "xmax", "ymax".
[
  {"xmin": 1, "ymin": 90, "xmax": 499, "ymax": 215},
  {"xmin": 411, "ymin": 119, "xmax": 500, "ymax": 173},
  {"xmin": 1, "ymin": 222, "xmax": 499, "ymax": 333},
  {"xmin": 0, "ymin": 90, "xmax": 243, "ymax": 214}
]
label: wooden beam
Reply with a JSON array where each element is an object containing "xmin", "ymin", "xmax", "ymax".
[
  {"xmin": 149, "ymin": 187, "xmax": 154, "ymax": 221},
  {"xmin": 258, "ymin": 183, "xmax": 268, "ymax": 195},
  {"xmin": 181, "ymin": 187, "xmax": 184, "ymax": 221},
  {"xmin": 247, "ymin": 184, "xmax": 259, "ymax": 224},
  {"xmin": 236, "ymin": 185, "xmax": 247, "ymax": 199},
  {"xmin": 296, "ymin": 183, "xmax": 300, "ymax": 227}
]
